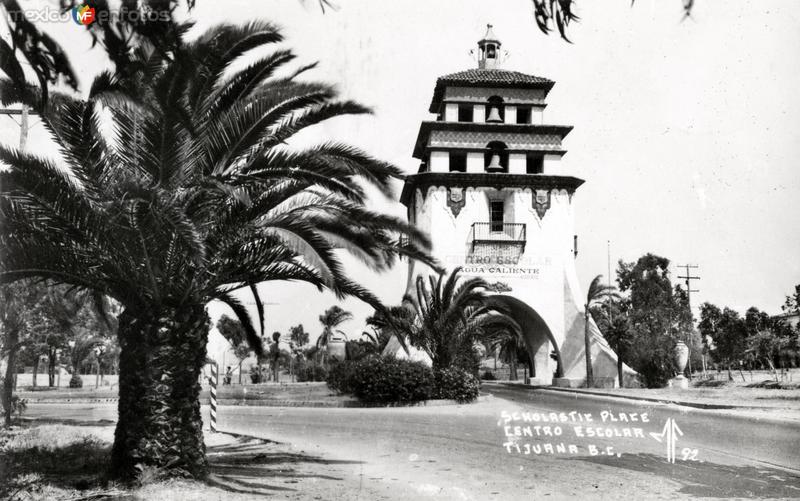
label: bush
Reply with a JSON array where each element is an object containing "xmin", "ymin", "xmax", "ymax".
[
  {"xmin": 297, "ymin": 363, "xmax": 328, "ymax": 382},
  {"xmin": 434, "ymin": 368, "xmax": 480, "ymax": 403},
  {"xmin": 326, "ymin": 360, "xmax": 358, "ymax": 394},
  {"xmin": 481, "ymin": 370, "xmax": 496, "ymax": 381},
  {"xmin": 68, "ymin": 374, "xmax": 83, "ymax": 388},
  {"xmin": 348, "ymin": 356, "xmax": 433, "ymax": 404}
]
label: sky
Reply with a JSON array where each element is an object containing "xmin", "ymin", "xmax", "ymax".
[{"xmin": 2, "ymin": 0, "xmax": 799, "ymax": 342}]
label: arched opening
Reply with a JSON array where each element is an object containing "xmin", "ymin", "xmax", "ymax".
[
  {"xmin": 486, "ymin": 95, "xmax": 504, "ymax": 123},
  {"xmin": 486, "ymin": 295, "xmax": 563, "ymax": 385},
  {"xmin": 484, "ymin": 140, "xmax": 508, "ymax": 172}
]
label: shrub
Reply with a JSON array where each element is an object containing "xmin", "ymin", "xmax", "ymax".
[
  {"xmin": 297, "ymin": 363, "xmax": 328, "ymax": 382},
  {"xmin": 68, "ymin": 374, "xmax": 83, "ymax": 388},
  {"xmin": 326, "ymin": 360, "xmax": 359, "ymax": 394},
  {"xmin": 348, "ymin": 356, "xmax": 433, "ymax": 403},
  {"xmin": 481, "ymin": 370, "xmax": 496, "ymax": 381},
  {"xmin": 434, "ymin": 368, "xmax": 480, "ymax": 403}
]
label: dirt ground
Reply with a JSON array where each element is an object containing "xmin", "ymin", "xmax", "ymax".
[{"xmin": 0, "ymin": 422, "xmax": 400, "ymax": 501}]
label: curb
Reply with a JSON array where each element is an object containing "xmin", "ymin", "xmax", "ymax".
[
  {"xmin": 24, "ymin": 395, "xmax": 492, "ymax": 408},
  {"xmin": 487, "ymin": 381, "xmax": 778, "ymax": 410},
  {"xmin": 217, "ymin": 394, "xmax": 492, "ymax": 408},
  {"xmin": 22, "ymin": 398, "xmax": 119, "ymax": 404}
]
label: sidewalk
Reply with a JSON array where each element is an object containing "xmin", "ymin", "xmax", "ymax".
[{"xmin": 486, "ymin": 381, "xmax": 800, "ymax": 423}]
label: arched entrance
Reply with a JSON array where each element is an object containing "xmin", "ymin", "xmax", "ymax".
[{"xmin": 486, "ymin": 295, "xmax": 562, "ymax": 385}]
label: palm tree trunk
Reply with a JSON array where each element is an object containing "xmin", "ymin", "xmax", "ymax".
[
  {"xmin": 48, "ymin": 348, "xmax": 57, "ymax": 387},
  {"xmin": 2, "ymin": 327, "xmax": 19, "ymax": 427},
  {"xmin": 584, "ymin": 309, "xmax": 594, "ymax": 388},
  {"xmin": 110, "ymin": 305, "xmax": 209, "ymax": 480},
  {"xmin": 617, "ymin": 355, "xmax": 624, "ymax": 389},
  {"xmin": 32, "ymin": 358, "xmax": 38, "ymax": 388}
]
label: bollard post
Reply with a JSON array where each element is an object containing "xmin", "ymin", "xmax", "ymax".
[{"xmin": 209, "ymin": 362, "xmax": 218, "ymax": 433}]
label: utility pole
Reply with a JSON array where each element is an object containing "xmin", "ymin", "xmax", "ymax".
[
  {"xmin": 677, "ymin": 264, "xmax": 701, "ymax": 376},
  {"xmin": 677, "ymin": 264, "xmax": 700, "ymax": 310},
  {"xmin": 607, "ymin": 240, "xmax": 612, "ymax": 289},
  {"xmin": 0, "ymin": 105, "xmax": 36, "ymax": 149}
]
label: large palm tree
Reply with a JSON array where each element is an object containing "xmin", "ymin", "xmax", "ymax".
[
  {"xmin": 403, "ymin": 267, "xmax": 520, "ymax": 372},
  {"xmin": 584, "ymin": 275, "xmax": 619, "ymax": 387},
  {"xmin": 0, "ymin": 21, "xmax": 431, "ymax": 479}
]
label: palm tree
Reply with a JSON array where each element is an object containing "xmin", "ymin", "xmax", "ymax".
[
  {"xmin": 66, "ymin": 334, "xmax": 106, "ymax": 388},
  {"xmin": 593, "ymin": 298, "xmax": 633, "ymax": 387},
  {"xmin": 584, "ymin": 275, "xmax": 620, "ymax": 387},
  {"xmin": 365, "ymin": 305, "xmax": 416, "ymax": 352},
  {"xmin": 489, "ymin": 328, "xmax": 527, "ymax": 381},
  {"xmin": 317, "ymin": 306, "xmax": 352, "ymax": 361},
  {"xmin": 0, "ymin": 22, "xmax": 431, "ymax": 479},
  {"xmin": 403, "ymin": 267, "xmax": 520, "ymax": 372}
]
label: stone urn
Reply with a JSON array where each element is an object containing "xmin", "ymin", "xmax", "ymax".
[{"xmin": 674, "ymin": 341, "xmax": 689, "ymax": 375}]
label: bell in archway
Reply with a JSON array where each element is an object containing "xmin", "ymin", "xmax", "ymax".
[
  {"xmin": 486, "ymin": 153, "xmax": 504, "ymax": 172},
  {"xmin": 486, "ymin": 106, "xmax": 503, "ymax": 123}
]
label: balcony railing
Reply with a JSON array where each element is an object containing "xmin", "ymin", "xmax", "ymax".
[{"xmin": 470, "ymin": 222, "xmax": 526, "ymax": 250}]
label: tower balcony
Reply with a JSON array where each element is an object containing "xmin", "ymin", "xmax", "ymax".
[{"xmin": 470, "ymin": 222, "xmax": 526, "ymax": 251}]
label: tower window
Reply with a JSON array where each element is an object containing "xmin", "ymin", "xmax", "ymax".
[
  {"xmin": 526, "ymin": 154, "xmax": 544, "ymax": 174},
  {"xmin": 490, "ymin": 201, "xmax": 504, "ymax": 232},
  {"xmin": 485, "ymin": 141, "xmax": 508, "ymax": 172},
  {"xmin": 457, "ymin": 104, "xmax": 473, "ymax": 122},
  {"xmin": 450, "ymin": 151, "xmax": 467, "ymax": 172},
  {"xmin": 486, "ymin": 44, "xmax": 497, "ymax": 59},
  {"xmin": 516, "ymin": 107, "xmax": 532, "ymax": 124},
  {"xmin": 486, "ymin": 95, "xmax": 504, "ymax": 122}
]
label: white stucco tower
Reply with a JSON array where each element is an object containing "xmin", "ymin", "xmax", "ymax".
[{"xmin": 402, "ymin": 25, "xmax": 622, "ymax": 387}]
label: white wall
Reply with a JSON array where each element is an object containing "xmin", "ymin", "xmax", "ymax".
[
  {"xmin": 444, "ymin": 103, "xmax": 458, "ymax": 122},
  {"xmin": 543, "ymin": 154, "xmax": 561, "ymax": 175},
  {"xmin": 406, "ymin": 185, "xmax": 621, "ymax": 385},
  {"xmin": 472, "ymin": 104, "xmax": 485, "ymax": 123},
  {"xmin": 504, "ymin": 105, "xmax": 517, "ymax": 124},
  {"xmin": 466, "ymin": 152, "xmax": 484, "ymax": 173},
  {"xmin": 508, "ymin": 153, "xmax": 526, "ymax": 174},
  {"xmin": 429, "ymin": 150, "xmax": 450, "ymax": 172}
]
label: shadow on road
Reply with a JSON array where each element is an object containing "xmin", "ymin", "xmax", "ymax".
[
  {"xmin": 565, "ymin": 453, "xmax": 800, "ymax": 498},
  {"xmin": 206, "ymin": 436, "xmax": 364, "ymax": 495}
]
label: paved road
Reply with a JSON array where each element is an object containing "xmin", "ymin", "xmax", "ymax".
[{"xmin": 25, "ymin": 385, "xmax": 800, "ymax": 499}]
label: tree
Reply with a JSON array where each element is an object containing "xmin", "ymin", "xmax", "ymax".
[
  {"xmin": 65, "ymin": 334, "xmax": 106, "ymax": 388},
  {"xmin": 1, "ymin": 280, "xmax": 49, "ymax": 426},
  {"xmin": 217, "ymin": 315, "xmax": 247, "ymax": 347},
  {"xmin": 217, "ymin": 315, "xmax": 251, "ymax": 384},
  {"xmin": 583, "ymin": 275, "xmax": 619, "ymax": 387},
  {"xmin": 699, "ymin": 304, "xmax": 747, "ymax": 381},
  {"xmin": 782, "ymin": 284, "xmax": 799, "ymax": 314},
  {"xmin": 289, "ymin": 324, "xmax": 309, "ymax": 346},
  {"xmin": 365, "ymin": 305, "xmax": 416, "ymax": 352},
  {"xmin": 0, "ymin": 21, "xmax": 432, "ymax": 479},
  {"xmin": 317, "ymin": 306, "xmax": 353, "ymax": 352},
  {"xmin": 403, "ymin": 267, "xmax": 520, "ymax": 373},
  {"xmin": 617, "ymin": 254, "xmax": 692, "ymax": 388},
  {"xmin": 592, "ymin": 297, "xmax": 633, "ymax": 388},
  {"xmin": 489, "ymin": 328, "xmax": 527, "ymax": 381}
]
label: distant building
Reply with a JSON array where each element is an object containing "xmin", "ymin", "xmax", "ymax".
[
  {"xmin": 400, "ymin": 25, "xmax": 626, "ymax": 387},
  {"xmin": 774, "ymin": 311, "xmax": 800, "ymax": 330}
]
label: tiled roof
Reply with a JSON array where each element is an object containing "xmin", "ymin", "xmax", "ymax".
[{"xmin": 429, "ymin": 69, "xmax": 554, "ymax": 112}]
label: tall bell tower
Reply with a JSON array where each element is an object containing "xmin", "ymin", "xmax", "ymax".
[{"xmin": 401, "ymin": 25, "xmax": 623, "ymax": 387}]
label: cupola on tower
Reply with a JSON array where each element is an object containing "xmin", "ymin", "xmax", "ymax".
[{"xmin": 400, "ymin": 25, "xmax": 624, "ymax": 387}]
